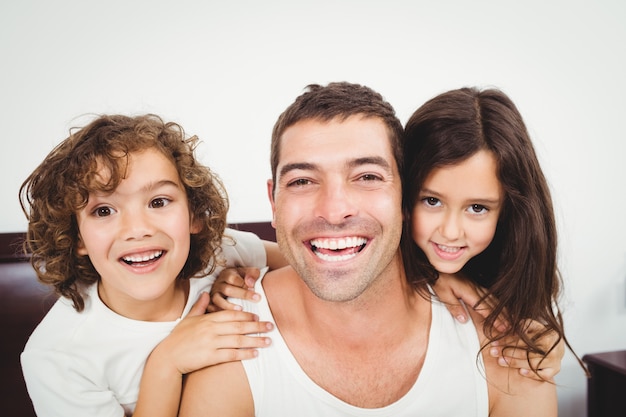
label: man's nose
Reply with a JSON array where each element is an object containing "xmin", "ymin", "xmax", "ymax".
[{"xmin": 313, "ymin": 181, "xmax": 357, "ymax": 225}]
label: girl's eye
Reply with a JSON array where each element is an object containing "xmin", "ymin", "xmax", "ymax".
[
  {"xmin": 422, "ymin": 197, "xmax": 441, "ymax": 207},
  {"xmin": 468, "ymin": 204, "xmax": 488, "ymax": 214},
  {"xmin": 149, "ymin": 197, "xmax": 170, "ymax": 209},
  {"xmin": 93, "ymin": 206, "xmax": 115, "ymax": 217}
]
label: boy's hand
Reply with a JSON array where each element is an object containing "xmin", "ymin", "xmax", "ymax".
[
  {"xmin": 151, "ymin": 292, "xmax": 273, "ymax": 376},
  {"xmin": 208, "ymin": 267, "xmax": 262, "ymax": 312}
]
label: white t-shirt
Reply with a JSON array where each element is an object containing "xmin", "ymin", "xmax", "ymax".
[
  {"xmin": 21, "ymin": 229, "xmax": 266, "ymax": 417},
  {"xmin": 242, "ymin": 272, "xmax": 489, "ymax": 416}
]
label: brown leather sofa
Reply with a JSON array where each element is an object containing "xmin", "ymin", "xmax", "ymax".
[{"xmin": 0, "ymin": 223, "xmax": 274, "ymax": 417}]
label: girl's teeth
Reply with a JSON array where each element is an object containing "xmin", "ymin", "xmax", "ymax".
[{"xmin": 122, "ymin": 251, "xmax": 163, "ymax": 263}]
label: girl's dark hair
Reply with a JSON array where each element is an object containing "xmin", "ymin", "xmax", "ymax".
[
  {"xmin": 19, "ymin": 114, "xmax": 228, "ymax": 311},
  {"xmin": 401, "ymin": 87, "xmax": 572, "ymax": 373}
]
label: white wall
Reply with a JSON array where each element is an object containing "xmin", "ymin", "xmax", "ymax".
[{"xmin": 2, "ymin": 1, "xmax": 625, "ymax": 414}]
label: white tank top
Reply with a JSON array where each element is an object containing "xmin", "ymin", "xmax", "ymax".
[{"xmin": 241, "ymin": 272, "xmax": 489, "ymax": 416}]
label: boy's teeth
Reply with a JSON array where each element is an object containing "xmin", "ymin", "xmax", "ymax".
[{"xmin": 122, "ymin": 250, "xmax": 163, "ymax": 263}]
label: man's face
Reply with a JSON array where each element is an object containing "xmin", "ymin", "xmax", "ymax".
[{"xmin": 267, "ymin": 115, "xmax": 403, "ymax": 303}]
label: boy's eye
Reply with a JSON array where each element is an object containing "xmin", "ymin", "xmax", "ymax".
[
  {"xmin": 93, "ymin": 206, "xmax": 114, "ymax": 217},
  {"xmin": 149, "ymin": 197, "xmax": 170, "ymax": 208}
]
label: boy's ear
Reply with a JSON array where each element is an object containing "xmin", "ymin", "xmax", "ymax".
[
  {"xmin": 76, "ymin": 236, "xmax": 88, "ymax": 256},
  {"xmin": 190, "ymin": 217, "xmax": 203, "ymax": 234}
]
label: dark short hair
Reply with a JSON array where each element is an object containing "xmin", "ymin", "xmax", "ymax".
[{"xmin": 269, "ymin": 82, "xmax": 404, "ymax": 194}]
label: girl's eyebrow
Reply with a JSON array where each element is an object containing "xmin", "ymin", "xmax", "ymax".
[{"xmin": 420, "ymin": 187, "xmax": 501, "ymax": 205}]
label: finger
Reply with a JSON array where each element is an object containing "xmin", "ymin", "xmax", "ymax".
[
  {"xmin": 206, "ymin": 309, "xmax": 261, "ymax": 323},
  {"xmin": 442, "ymin": 300, "xmax": 470, "ymax": 323},
  {"xmin": 239, "ymin": 267, "xmax": 261, "ymax": 288},
  {"xmin": 211, "ymin": 281, "xmax": 261, "ymax": 302},
  {"xmin": 188, "ymin": 292, "xmax": 211, "ymax": 317},
  {"xmin": 209, "ymin": 293, "xmax": 243, "ymax": 312},
  {"xmin": 215, "ymin": 268, "xmax": 247, "ymax": 287}
]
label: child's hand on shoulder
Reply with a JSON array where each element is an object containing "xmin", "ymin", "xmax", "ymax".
[
  {"xmin": 150, "ymin": 292, "xmax": 273, "ymax": 376},
  {"xmin": 207, "ymin": 267, "xmax": 262, "ymax": 312}
]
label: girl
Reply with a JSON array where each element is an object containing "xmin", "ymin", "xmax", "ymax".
[{"xmin": 401, "ymin": 87, "xmax": 583, "ymax": 380}]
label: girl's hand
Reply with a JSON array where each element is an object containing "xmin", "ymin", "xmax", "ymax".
[
  {"xmin": 208, "ymin": 267, "xmax": 262, "ymax": 312},
  {"xmin": 489, "ymin": 319, "xmax": 564, "ymax": 381},
  {"xmin": 151, "ymin": 292, "xmax": 273, "ymax": 375},
  {"xmin": 432, "ymin": 273, "xmax": 503, "ymax": 329}
]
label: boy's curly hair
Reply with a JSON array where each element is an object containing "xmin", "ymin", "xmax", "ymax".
[{"xmin": 19, "ymin": 114, "xmax": 229, "ymax": 312}]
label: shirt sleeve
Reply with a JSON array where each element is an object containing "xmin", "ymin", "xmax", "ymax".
[
  {"xmin": 220, "ymin": 227, "xmax": 267, "ymax": 269},
  {"xmin": 21, "ymin": 348, "xmax": 125, "ymax": 417}
]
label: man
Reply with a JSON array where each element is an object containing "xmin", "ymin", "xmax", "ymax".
[{"xmin": 179, "ymin": 82, "xmax": 556, "ymax": 416}]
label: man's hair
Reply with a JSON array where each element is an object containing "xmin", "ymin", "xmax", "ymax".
[
  {"xmin": 269, "ymin": 82, "xmax": 404, "ymax": 194},
  {"xmin": 20, "ymin": 114, "xmax": 228, "ymax": 311},
  {"xmin": 401, "ymin": 87, "xmax": 565, "ymax": 370}
]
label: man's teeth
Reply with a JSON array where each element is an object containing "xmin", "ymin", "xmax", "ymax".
[
  {"xmin": 310, "ymin": 237, "xmax": 367, "ymax": 250},
  {"xmin": 122, "ymin": 250, "xmax": 163, "ymax": 264},
  {"xmin": 310, "ymin": 237, "xmax": 367, "ymax": 262},
  {"xmin": 436, "ymin": 244, "xmax": 460, "ymax": 253}
]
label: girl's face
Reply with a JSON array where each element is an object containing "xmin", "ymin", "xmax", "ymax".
[
  {"xmin": 411, "ymin": 150, "xmax": 503, "ymax": 275},
  {"xmin": 75, "ymin": 148, "xmax": 199, "ymax": 320}
]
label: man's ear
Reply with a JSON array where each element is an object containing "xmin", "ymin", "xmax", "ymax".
[{"xmin": 267, "ymin": 179, "xmax": 277, "ymax": 228}]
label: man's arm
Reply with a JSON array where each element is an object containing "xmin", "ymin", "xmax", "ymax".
[{"xmin": 179, "ymin": 360, "xmax": 254, "ymax": 417}]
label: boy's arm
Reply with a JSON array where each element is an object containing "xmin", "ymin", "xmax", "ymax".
[
  {"xmin": 263, "ymin": 240, "xmax": 288, "ymax": 270},
  {"xmin": 179, "ymin": 361, "xmax": 254, "ymax": 417},
  {"xmin": 133, "ymin": 293, "xmax": 271, "ymax": 417}
]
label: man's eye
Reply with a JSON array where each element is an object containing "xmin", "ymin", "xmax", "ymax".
[
  {"xmin": 150, "ymin": 198, "xmax": 170, "ymax": 208},
  {"xmin": 287, "ymin": 178, "xmax": 312, "ymax": 187},
  {"xmin": 359, "ymin": 174, "xmax": 382, "ymax": 182}
]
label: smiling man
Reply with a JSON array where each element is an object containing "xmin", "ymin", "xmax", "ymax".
[{"xmin": 179, "ymin": 82, "xmax": 557, "ymax": 417}]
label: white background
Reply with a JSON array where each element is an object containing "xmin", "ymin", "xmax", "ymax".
[{"xmin": 2, "ymin": 1, "xmax": 625, "ymax": 414}]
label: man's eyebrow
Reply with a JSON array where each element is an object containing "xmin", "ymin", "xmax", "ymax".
[
  {"xmin": 348, "ymin": 156, "xmax": 392, "ymax": 171},
  {"xmin": 279, "ymin": 162, "xmax": 317, "ymax": 178},
  {"xmin": 279, "ymin": 157, "xmax": 393, "ymax": 178}
]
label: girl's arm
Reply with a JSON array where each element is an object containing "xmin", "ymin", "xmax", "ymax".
[
  {"xmin": 433, "ymin": 273, "xmax": 564, "ymax": 381},
  {"xmin": 132, "ymin": 292, "xmax": 272, "ymax": 417}
]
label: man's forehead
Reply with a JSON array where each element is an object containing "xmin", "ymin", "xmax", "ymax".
[{"xmin": 279, "ymin": 116, "xmax": 395, "ymax": 163}]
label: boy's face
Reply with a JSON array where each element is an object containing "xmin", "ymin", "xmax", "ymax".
[{"xmin": 76, "ymin": 148, "xmax": 198, "ymax": 319}]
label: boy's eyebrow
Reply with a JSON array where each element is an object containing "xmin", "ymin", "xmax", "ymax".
[
  {"xmin": 143, "ymin": 179, "xmax": 182, "ymax": 191},
  {"xmin": 279, "ymin": 156, "xmax": 393, "ymax": 178}
]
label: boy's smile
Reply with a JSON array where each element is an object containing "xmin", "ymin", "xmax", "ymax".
[{"xmin": 75, "ymin": 148, "xmax": 197, "ymax": 320}]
